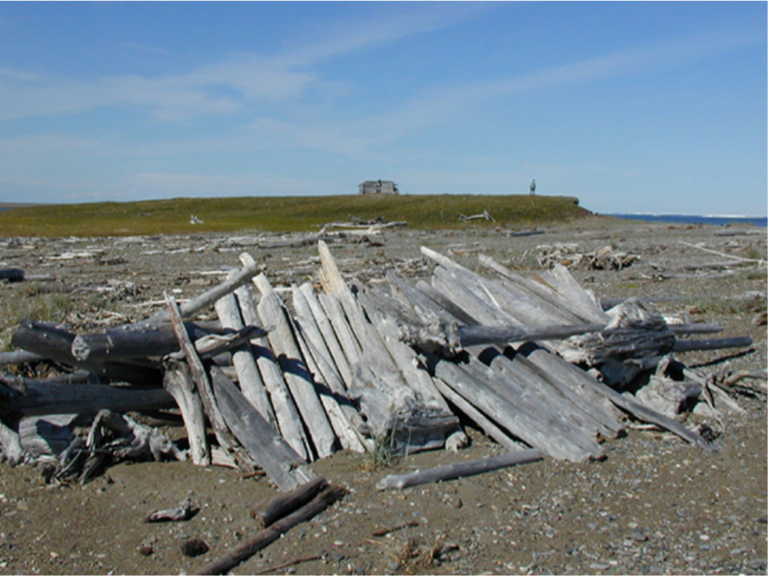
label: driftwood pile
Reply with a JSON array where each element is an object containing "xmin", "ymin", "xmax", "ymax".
[{"xmin": 0, "ymin": 241, "xmax": 754, "ymax": 492}]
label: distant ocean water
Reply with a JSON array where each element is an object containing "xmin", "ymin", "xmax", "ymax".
[{"xmin": 607, "ymin": 213, "xmax": 767, "ymax": 228}]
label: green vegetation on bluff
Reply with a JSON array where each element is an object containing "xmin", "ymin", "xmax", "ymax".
[{"xmin": 0, "ymin": 194, "xmax": 589, "ymax": 237}]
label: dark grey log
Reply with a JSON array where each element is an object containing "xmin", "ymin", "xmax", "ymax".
[
  {"xmin": 250, "ymin": 477, "xmax": 327, "ymax": 528},
  {"xmin": 209, "ymin": 366, "xmax": 316, "ymax": 491},
  {"xmin": 0, "ymin": 350, "xmax": 44, "ymax": 366},
  {"xmin": 0, "ymin": 374, "xmax": 174, "ymax": 417},
  {"xmin": 376, "ymin": 449, "xmax": 543, "ymax": 490},
  {"xmin": 71, "ymin": 323, "xmax": 220, "ymax": 362},
  {"xmin": 0, "ymin": 268, "xmax": 24, "ymax": 283},
  {"xmin": 12, "ymin": 320, "xmax": 162, "ymax": 385},
  {"xmin": 673, "ymin": 336, "xmax": 753, "ymax": 352},
  {"xmin": 193, "ymin": 484, "xmax": 346, "ymax": 576},
  {"xmin": 404, "ymin": 321, "xmax": 606, "ymax": 355}
]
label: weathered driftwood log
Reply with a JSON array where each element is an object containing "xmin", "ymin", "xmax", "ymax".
[
  {"xmin": 71, "ymin": 322, "xmax": 220, "ymax": 362},
  {"xmin": 0, "ymin": 374, "xmax": 174, "ymax": 418},
  {"xmin": 517, "ymin": 343, "xmax": 719, "ymax": 452},
  {"xmin": 0, "ymin": 350, "xmax": 45, "ymax": 366},
  {"xmin": 193, "ymin": 484, "xmax": 347, "ymax": 575},
  {"xmin": 250, "ymin": 477, "xmax": 328, "ymax": 528},
  {"xmin": 376, "ymin": 448, "xmax": 542, "ymax": 490},
  {"xmin": 402, "ymin": 320, "xmax": 606, "ymax": 356},
  {"xmin": 165, "ymin": 293, "xmax": 249, "ymax": 467},
  {"xmin": 215, "ymin": 280, "xmax": 274, "ymax": 425},
  {"xmin": 233, "ymin": 274, "xmax": 311, "ymax": 461},
  {"xmin": 253, "ymin": 273, "xmax": 336, "ymax": 460},
  {"xmin": 672, "ymin": 336, "xmax": 753, "ymax": 352},
  {"xmin": 431, "ymin": 357, "xmax": 599, "ymax": 462},
  {"xmin": 162, "ymin": 360, "xmax": 210, "ymax": 466},
  {"xmin": 140, "ymin": 260, "xmax": 262, "ymax": 328},
  {"xmin": 12, "ymin": 320, "xmax": 162, "ymax": 385},
  {"xmin": 209, "ymin": 366, "xmax": 316, "ymax": 491}
]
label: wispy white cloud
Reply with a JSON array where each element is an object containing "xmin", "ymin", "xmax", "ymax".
[{"xmin": 0, "ymin": 3, "xmax": 484, "ymax": 123}]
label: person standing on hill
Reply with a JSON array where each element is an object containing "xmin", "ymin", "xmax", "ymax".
[{"xmin": 529, "ymin": 179, "xmax": 536, "ymax": 195}]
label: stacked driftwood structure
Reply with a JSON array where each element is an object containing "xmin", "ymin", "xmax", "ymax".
[{"xmin": 0, "ymin": 242, "xmax": 752, "ymax": 492}]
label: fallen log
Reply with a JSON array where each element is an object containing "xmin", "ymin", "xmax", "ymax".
[
  {"xmin": 376, "ymin": 449, "xmax": 542, "ymax": 490},
  {"xmin": 71, "ymin": 322, "xmax": 247, "ymax": 362},
  {"xmin": 250, "ymin": 477, "xmax": 328, "ymax": 528},
  {"xmin": 673, "ymin": 336, "xmax": 753, "ymax": 352},
  {"xmin": 12, "ymin": 320, "xmax": 162, "ymax": 385},
  {"xmin": 0, "ymin": 374, "xmax": 174, "ymax": 418},
  {"xmin": 193, "ymin": 484, "xmax": 347, "ymax": 575}
]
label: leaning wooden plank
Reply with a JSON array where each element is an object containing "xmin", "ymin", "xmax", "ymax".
[
  {"xmin": 431, "ymin": 376, "xmax": 526, "ymax": 452},
  {"xmin": 193, "ymin": 484, "xmax": 346, "ymax": 576},
  {"xmin": 477, "ymin": 254, "xmax": 588, "ymax": 325},
  {"xmin": 165, "ymin": 293, "xmax": 247, "ymax": 465},
  {"xmin": 376, "ymin": 449, "xmax": 542, "ymax": 490},
  {"xmin": 318, "ymin": 292, "xmax": 363, "ymax": 367},
  {"xmin": 317, "ymin": 240, "xmax": 368, "ymax": 341},
  {"xmin": 537, "ymin": 264, "xmax": 608, "ymax": 324},
  {"xmin": 291, "ymin": 319, "xmax": 368, "ymax": 453},
  {"xmin": 215, "ymin": 282, "xmax": 275, "ymax": 426},
  {"xmin": 293, "ymin": 284, "xmax": 353, "ymax": 389},
  {"xmin": 460, "ymin": 355, "xmax": 604, "ymax": 459},
  {"xmin": 141, "ymin": 260, "xmax": 262, "ymax": 328},
  {"xmin": 236, "ymin": 260, "xmax": 311, "ymax": 461},
  {"xmin": 494, "ymin": 347, "xmax": 624, "ymax": 438},
  {"xmin": 485, "ymin": 348, "xmax": 621, "ymax": 440},
  {"xmin": 431, "ymin": 359, "xmax": 595, "ymax": 462},
  {"xmin": 0, "ymin": 374, "xmax": 174, "ymax": 417},
  {"xmin": 431, "ymin": 265, "xmax": 518, "ymax": 327},
  {"xmin": 518, "ymin": 344, "xmax": 718, "ymax": 452},
  {"xmin": 253, "ymin": 274, "xmax": 336, "ymax": 460},
  {"xmin": 209, "ymin": 366, "xmax": 316, "ymax": 491},
  {"xmin": 162, "ymin": 360, "xmax": 210, "ymax": 466}
]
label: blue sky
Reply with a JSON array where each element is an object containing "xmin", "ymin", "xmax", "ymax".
[{"xmin": 0, "ymin": 2, "xmax": 765, "ymax": 215}]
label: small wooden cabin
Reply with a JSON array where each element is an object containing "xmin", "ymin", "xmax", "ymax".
[{"xmin": 358, "ymin": 180, "xmax": 399, "ymax": 195}]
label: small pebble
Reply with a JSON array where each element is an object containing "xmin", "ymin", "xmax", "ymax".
[{"xmin": 628, "ymin": 529, "xmax": 648, "ymax": 542}]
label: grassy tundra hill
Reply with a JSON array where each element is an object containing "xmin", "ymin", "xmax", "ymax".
[{"xmin": 0, "ymin": 194, "xmax": 588, "ymax": 237}]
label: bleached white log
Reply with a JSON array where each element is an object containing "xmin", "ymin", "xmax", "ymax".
[
  {"xmin": 163, "ymin": 360, "xmax": 210, "ymax": 466},
  {"xmin": 253, "ymin": 274, "xmax": 336, "ymax": 460},
  {"xmin": 294, "ymin": 283, "xmax": 354, "ymax": 387},
  {"xmin": 234, "ymin": 266, "xmax": 311, "ymax": 461},
  {"xmin": 214, "ymin": 282, "xmax": 275, "ymax": 426}
]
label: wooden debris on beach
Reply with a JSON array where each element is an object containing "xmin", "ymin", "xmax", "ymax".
[
  {"xmin": 3, "ymin": 239, "xmax": 753, "ymax": 489},
  {"xmin": 537, "ymin": 242, "xmax": 639, "ymax": 270}
]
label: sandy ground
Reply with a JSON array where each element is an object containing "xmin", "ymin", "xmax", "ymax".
[{"xmin": 0, "ymin": 215, "xmax": 766, "ymax": 575}]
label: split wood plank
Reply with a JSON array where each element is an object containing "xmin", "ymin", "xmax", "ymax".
[{"xmin": 209, "ymin": 366, "xmax": 316, "ymax": 491}]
